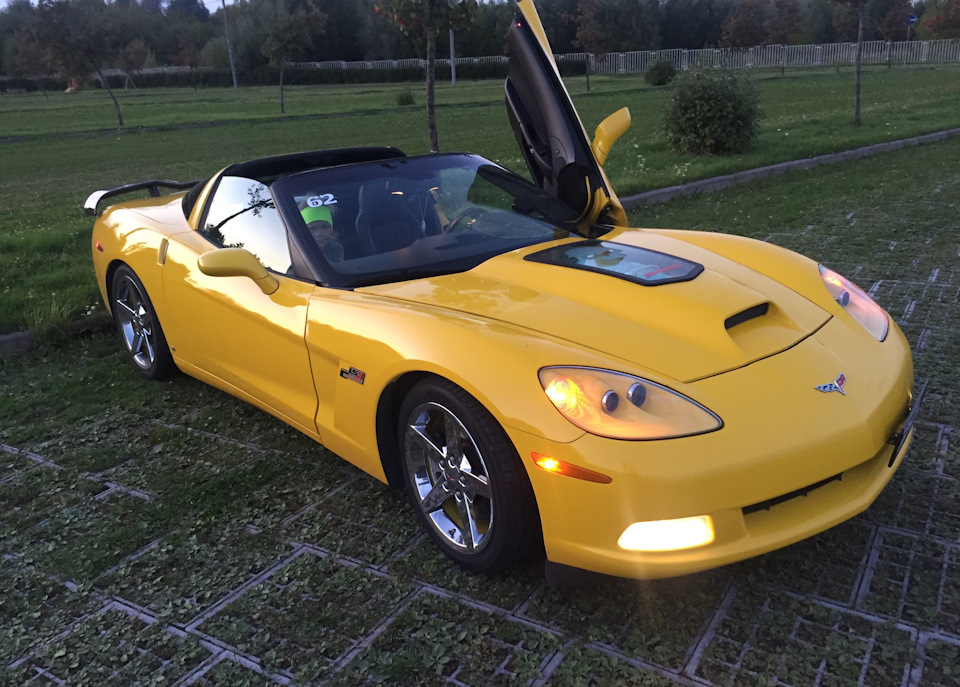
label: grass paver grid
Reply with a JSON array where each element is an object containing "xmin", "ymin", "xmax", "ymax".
[
  {"xmin": 4, "ymin": 140, "xmax": 960, "ymax": 683},
  {"xmin": 4, "ymin": 424, "xmax": 960, "ymax": 686}
]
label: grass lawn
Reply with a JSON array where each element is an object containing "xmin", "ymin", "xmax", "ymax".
[
  {"xmin": 1, "ymin": 113, "xmax": 958, "ymax": 685},
  {"xmin": 2, "ymin": 65, "xmax": 960, "ymax": 333}
]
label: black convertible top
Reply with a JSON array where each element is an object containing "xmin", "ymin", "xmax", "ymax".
[
  {"xmin": 223, "ymin": 147, "xmax": 407, "ymax": 184},
  {"xmin": 85, "ymin": 147, "xmax": 408, "ymax": 218}
]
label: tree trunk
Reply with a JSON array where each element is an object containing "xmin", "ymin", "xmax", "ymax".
[
  {"xmin": 425, "ymin": 0, "xmax": 439, "ymax": 153},
  {"xmin": 280, "ymin": 61, "xmax": 286, "ymax": 114},
  {"xmin": 96, "ymin": 66, "xmax": 124, "ymax": 127},
  {"xmin": 854, "ymin": 7, "xmax": 864, "ymax": 125}
]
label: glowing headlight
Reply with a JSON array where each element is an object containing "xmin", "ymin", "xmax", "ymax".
[
  {"xmin": 539, "ymin": 367, "xmax": 722, "ymax": 440},
  {"xmin": 819, "ymin": 265, "xmax": 888, "ymax": 341}
]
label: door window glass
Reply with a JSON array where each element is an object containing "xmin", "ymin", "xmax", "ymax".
[{"xmin": 201, "ymin": 176, "xmax": 291, "ymax": 274}]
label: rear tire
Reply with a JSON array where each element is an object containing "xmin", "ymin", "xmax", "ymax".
[
  {"xmin": 111, "ymin": 265, "xmax": 176, "ymax": 380},
  {"xmin": 398, "ymin": 377, "xmax": 541, "ymax": 573}
]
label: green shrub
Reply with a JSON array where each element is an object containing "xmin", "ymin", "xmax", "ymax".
[
  {"xmin": 663, "ymin": 69, "xmax": 761, "ymax": 155},
  {"xmin": 396, "ymin": 87, "xmax": 415, "ymax": 106},
  {"xmin": 644, "ymin": 60, "xmax": 677, "ymax": 86}
]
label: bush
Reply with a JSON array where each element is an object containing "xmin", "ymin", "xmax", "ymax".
[
  {"xmin": 396, "ymin": 87, "xmax": 415, "ymax": 106},
  {"xmin": 644, "ymin": 60, "xmax": 677, "ymax": 86},
  {"xmin": 663, "ymin": 69, "xmax": 761, "ymax": 155}
]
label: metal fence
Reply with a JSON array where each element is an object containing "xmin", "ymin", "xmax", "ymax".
[{"xmin": 290, "ymin": 39, "xmax": 960, "ymax": 74}]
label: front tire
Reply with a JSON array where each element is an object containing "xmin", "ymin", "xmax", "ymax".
[
  {"xmin": 398, "ymin": 378, "xmax": 541, "ymax": 573},
  {"xmin": 111, "ymin": 265, "xmax": 176, "ymax": 380}
]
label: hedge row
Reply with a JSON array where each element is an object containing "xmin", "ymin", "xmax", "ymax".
[{"xmin": 1, "ymin": 58, "xmax": 587, "ymax": 93}]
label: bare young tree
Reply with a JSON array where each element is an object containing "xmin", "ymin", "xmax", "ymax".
[
  {"xmin": 36, "ymin": 0, "xmax": 125, "ymax": 126},
  {"xmin": 833, "ymin": 0, "xmax": 870, "ymax": 124},
  {"xmin": 261, "ymin": 1, "xmax": 327, "ymax": 114},
  {"xmin": 377, "ymin": 0, "xmax": 477, "ymax": 153},
  {"xmin": 117, "ymin": 38, "xmax": 148, "ymax": 90}
]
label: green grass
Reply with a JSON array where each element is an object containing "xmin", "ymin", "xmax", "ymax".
[
  {"xmin": 2, "ymin": 66, "xmax": 960, "ymax": 333},
  {"xmin": 1, "ymin": 133, "xmax": 958, "ymax": 685}
]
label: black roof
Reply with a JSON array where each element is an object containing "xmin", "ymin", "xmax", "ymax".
[{"xmin": 222, "ymin": 147, "xmax": 407, "ymax": 184}]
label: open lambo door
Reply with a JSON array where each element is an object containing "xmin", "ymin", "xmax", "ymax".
[{"xmin": 506, "ymin": 0, "xmax": 631, "ymax": 231}]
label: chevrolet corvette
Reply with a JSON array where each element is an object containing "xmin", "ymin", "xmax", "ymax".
[{"xmin": 85, "ymin": 0, "xmax": 923, "ymax": 583}]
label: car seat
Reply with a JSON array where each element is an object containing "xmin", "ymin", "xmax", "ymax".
[{"xmin": 355, "ymin": 182, "xmax": 424, "ymax": 255}]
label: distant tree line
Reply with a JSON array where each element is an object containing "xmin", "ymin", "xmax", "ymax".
[{"xmin": 2, "ymin": 0, "xmax": 958, "ymax": 83}]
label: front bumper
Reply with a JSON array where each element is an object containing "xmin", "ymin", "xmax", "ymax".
[{"xmin": 509, "ymin": 317, "xmax": 917, "ymax": 580}]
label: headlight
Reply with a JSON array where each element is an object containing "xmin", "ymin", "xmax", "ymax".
[
  {"xmin": 539, "ymin": 367, "xmax": 722, "ymax": 440},
  {"xmin": 819, "ymin": 265, "xmax": 888, "ymax": 341}
]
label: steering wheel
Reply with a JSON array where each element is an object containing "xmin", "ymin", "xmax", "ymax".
[{"xmin": 443, "ymin": 207, "xmax": 487, "ymax": 233}]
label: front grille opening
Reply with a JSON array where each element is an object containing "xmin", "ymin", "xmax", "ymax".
[{"xmin": 742, "ymin": 472, "xmax": 843, "ymax": 516}]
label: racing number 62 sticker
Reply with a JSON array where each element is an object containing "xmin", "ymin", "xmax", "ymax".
[{"xmin": 307, "ymin": 194, "xmax": 337, "ymax": 207}]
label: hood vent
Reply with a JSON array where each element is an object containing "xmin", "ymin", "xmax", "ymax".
[{"xmin": 725, "ymin": 303, "xmax": 770, "ymax": 330}]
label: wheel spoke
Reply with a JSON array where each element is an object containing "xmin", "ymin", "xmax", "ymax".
[
  {"xmin": 443, "ymin": 413, "xmax": 462, "ymax": 464},
  {"xmin": 420, "ymin": 480, "xmax": 450, "ymax": 513},
  {"xmin": 142, "ymin": 332, "xmax": 155, "ymax": 362},
  {"xmin": 408, "ymin": 424, "xmax": 446, "ymax": 463},
  {"xmin": 456, "ymin": 495, "xmax": 477, "ymax": 550},
  {"xmin": 459, "ymin": 471, "xmax": 490, "ymax": 500},
  {"xmin": 130, "ymin": 332, "xmax": 144, "ymax": 356},
  {"xmin": 115, "ymin": 299, "xmax": 138, "ymax": 320}
]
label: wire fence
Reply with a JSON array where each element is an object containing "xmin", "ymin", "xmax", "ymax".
[{"xmin": 291, "ymin": 39, "xmax": 960, "ymax": 74}]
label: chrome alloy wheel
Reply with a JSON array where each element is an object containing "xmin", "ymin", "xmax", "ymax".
[
  {"xmin": 404, "ymin": 401, "xmax": 493, "ymax": 553},
  {"xmin": 114, "ymin": 274, "xmax": 157, "ymax": 370}
]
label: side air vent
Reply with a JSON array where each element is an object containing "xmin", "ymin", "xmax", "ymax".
[{"xmin": 725, "ymin": 302, "xmax": 769, "ymax": 330}]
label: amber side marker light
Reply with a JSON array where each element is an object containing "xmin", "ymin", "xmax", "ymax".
[
  {"xmin": 531, "ymin": 453, "xmax": 612, "ymax": 484},
  {"xmin": 618, "ymin": 515, "xmax": 715, "ymax": 552}
]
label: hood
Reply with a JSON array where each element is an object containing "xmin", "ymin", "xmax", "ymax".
[{"xmin": 362, "ymin": 230, "xmax": 830, "ymax": 383}]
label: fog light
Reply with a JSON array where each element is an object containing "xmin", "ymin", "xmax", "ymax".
[{"xmin": 618, "ymin": 515, "xmax": 715, "ymax": 552}]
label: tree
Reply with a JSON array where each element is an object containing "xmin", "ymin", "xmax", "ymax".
[
  {"xmin": 36, "ymin": 0, "xmax": 125, "ymax": 126},
  {"xmin": 764, "ymin": 0, "xmax": 804, "ymax": 44},
  {"xmin": 377, "ymin": 0, "xmax": 477, "ymax": 153},
  {"xmin": 166, "ymin": 0, "xmax": 211, "ymax": 22},
  {"xmin": 173, "ymin": 32, "xmax": 202, "ymax": 89},
  {"xmin": 875, "ymin": 0, "xmax": 914, "ymax": 40},
  {"xmin": 921, "ymin": 0, "xmax": 960, "ymax": 38},
  {"xmin": 833, "ymin": 0, "xmax": 871, "ymax": 124},
  {"xmin": 11, "ymin": 26, "xmax": 52, "ymax": 95},
  {"xmin": 660, "ymin": 0, "xmax": 732, "ymax": 49},
  {"xmin": 721, "ymin": 0, "xmax": 771, "ymax": 47},
  {"xmin": 570, "ymin": 0, "xmax": 661, "ymax": 53},
  {"xmin": 261, "ymin": 1, "xmax": 327, "ymax": 113},
  {"xmin": 117, "ymin": 37, "xmax": 148, "ymax": 89},
  {"xmin": 805, "ymin": 0, "xmax": 838, "ymax": 43}
]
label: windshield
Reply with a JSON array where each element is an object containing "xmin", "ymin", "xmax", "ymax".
[{"xmin": 272, "ymin": 153, "xmax": 586, "ymax": 288}]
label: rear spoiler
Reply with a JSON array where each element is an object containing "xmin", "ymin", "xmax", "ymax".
[{"xmin": 84, "ymin": 179, "xmax": 200, "ymax": 217}]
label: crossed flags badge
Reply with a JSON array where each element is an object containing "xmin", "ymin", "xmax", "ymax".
[{"xmin": 815, "ymin": 373, "xmax": 847, "ymax": 395}]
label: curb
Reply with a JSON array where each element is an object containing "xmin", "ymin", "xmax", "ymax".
[
  {"xmin": 620, "ymin": 127, "xmax": 960, "ymax": 208},
  {"xmin": 0, "ymin": 330, "xmax": 36, "ymax": 355},
  {"xmin": 0, "ymin": 314, "xmax": 112, "ymax": 356}
]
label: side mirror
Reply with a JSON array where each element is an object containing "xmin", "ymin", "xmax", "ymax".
[
  {"xmin": 198, "ymin": 247, "xmax": 279, "ymax": 295},
  {"xmin": 591, "ymin": 108, "xmax": 632, "ymax": 167}
]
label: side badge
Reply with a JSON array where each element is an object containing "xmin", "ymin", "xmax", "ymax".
[
  {"xmin": 815, "ymin": 373, "xmax": 847, "ymax": 395},
  {"xmin": 340, "ymin": 366, "xmax": 366, "ymax": 385}
]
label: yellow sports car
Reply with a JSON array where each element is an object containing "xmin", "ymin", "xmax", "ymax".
[{"xmin": 86, "ymin": 0, "xmax": 923, "ymax": 584}]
